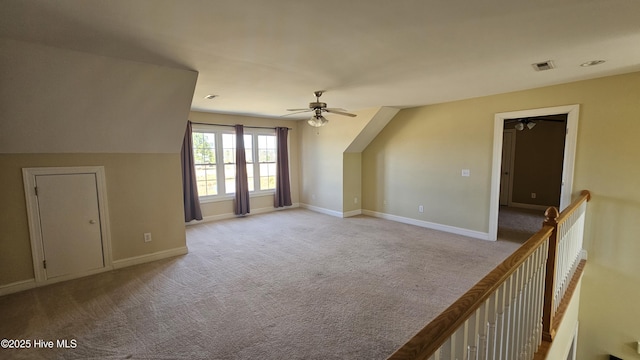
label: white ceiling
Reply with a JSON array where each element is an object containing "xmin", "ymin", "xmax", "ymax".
[{"xmin": 3, "ymin": 0, "xmax": 640, "ymax": 119}]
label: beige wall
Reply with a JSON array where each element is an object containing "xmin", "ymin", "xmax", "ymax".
[
  {"xmin": 188, "ymin": 111, "xmax": 301, "ymax": 218},
  {"xmin": 0, "ymin": 153, "xmax": 186, "ymax": 285},
  {"xmin": 363, "ymin": 104, "xmax": 493, "ymax": 231},
  {"xmin": 343, "ymin": 152, "xmax": 362, "ymax": 214},
  {"xmin": 361, "ymin": 71, "xmax": 640, "ymax": 359},
  {"xmin": 299, "ymin": 107, "xmax": 380, "ymax": 214}
]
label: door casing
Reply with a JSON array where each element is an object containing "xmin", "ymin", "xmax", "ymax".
[
  {"xmin": 22, "ymin": 166, "xmax": 113, "ymax": 284},
  {"xmin": 489, "ymin": 105, "xmax": 580, "ymax": 241},
  {"xmin": 500, "ymin": 129, "xmax": 516, "ymax": 206}
]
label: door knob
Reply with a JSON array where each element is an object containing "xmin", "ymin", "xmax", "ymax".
[{"xmin": 89, "ymin": 220, "xmax": 96, "ymax": 224}]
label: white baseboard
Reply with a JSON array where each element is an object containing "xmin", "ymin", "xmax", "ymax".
[
  {"xmin": 343, "ymin": 209, "xmax": 362, "ymax": 218},
  {"xmin": 186, "ymin": 203, "xmax": 300, "ymax": 226},
  {"xmin": 2, "ymin": 266, "xmax": 115, "ymax": 295},
  {"xmin": 113, "ymin": 246, "xmax": 188, "ymax": 269},
  {"xmin": 0, "ymin": 279, "xmax": 36, "ymax": 297},
  {"xmin": 509, "ymin": 202, "xmax": 552, "ymax": 211},
  {"xmin": 362, "ymin": 209, "xmax": 491, "ymax": 241},
  {"xmin": 299, "ymin": 203, "xmax": 344, "ymax": 218},
  {"xmin": 1, "ymin": 247, "xmax": 189, "ymax": 296}
]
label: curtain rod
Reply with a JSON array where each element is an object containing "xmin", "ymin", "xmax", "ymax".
[{"xmin": 189, "ymin": 121, "xmax": 292, "ymax": 130}]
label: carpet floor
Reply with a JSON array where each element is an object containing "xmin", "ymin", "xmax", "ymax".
[
  {"xmin": 497, "ymin": 206, "xmax": 546, "ymax": 243},
  {"xmin": 0, "ymin": 209, "xmax": 522, "ymax": 359}
]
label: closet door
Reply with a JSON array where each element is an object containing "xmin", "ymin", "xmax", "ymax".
[{"xmin": 35, "ymin": 173, "xmax": 104, "ymax": 279}]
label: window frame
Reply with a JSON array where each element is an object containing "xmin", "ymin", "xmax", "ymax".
[{"xmin": 192, "ymin": 124, "xmax": 277, "ymax": 203}]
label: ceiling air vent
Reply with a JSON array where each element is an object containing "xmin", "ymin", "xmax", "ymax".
[{"xmin": 532, "ymin": 60, "xmax": 555, "ymax": 71}]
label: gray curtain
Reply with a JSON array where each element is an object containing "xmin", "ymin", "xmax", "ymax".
[
  {"xmin": 181, "ymin": 121, "xmax": 203, "ymax": 222},
  {"xmin": 234, "ymin": 124, "xmax": 250, "ymax": 215},
  {"xmin": 274, "ymin": 127, "xmax": 292, "ymax": 208}
]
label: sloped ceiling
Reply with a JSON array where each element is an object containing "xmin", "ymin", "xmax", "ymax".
[
  {"xmin": 0, "ymin": 39, "xmax": 198, "ymax": 153},
  {"xmin": 2, "ymin": 0, "xmax": 640, "ymax": 120}
]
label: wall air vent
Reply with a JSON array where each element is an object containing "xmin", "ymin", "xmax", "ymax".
[{"xmin": 532, "ymin": 60, "xmax": 555, "ymax": 71}]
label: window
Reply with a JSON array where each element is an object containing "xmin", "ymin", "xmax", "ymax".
[
  {"xmin": 258, "ymin": 135, "xmax": 276, "ymax": 190},
  {"xmin": 193, "ymin": 132, "xmax": 217, "ymax": 196},
  {"xmin": 192, "ymin": 126, "xmax": 276, "ymax": 200}
]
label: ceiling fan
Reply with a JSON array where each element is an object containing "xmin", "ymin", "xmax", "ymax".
[{"xmin": 285, "ymin": 91, "xmax": 357, "ymax": 127}]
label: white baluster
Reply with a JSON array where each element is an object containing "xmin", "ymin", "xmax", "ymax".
[
  {"xmin": 441, "ymin": 337, "xmax": 452, "ymax": 359},
  {"xmin": 487, "ymin": 287, "xmax": 501, "ymax": 360},
  {"xmin": 453, "ymin": 321, "xmax": 466, "ymax": 360},
  {"xmin": 501, "ymin": 276, "xmax": 513, "ymax": 360},
  {"xmin": 477, "ymin": 301, "xmax": 488, "ymax": 360},
  {"xmin": 434, "ymin": 348, "xmax": 442, "ymax": 360}
]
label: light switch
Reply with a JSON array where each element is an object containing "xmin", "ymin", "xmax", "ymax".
[{"xmin": 461, "ymin": 169, "xmax": 470, "ymax": 177}]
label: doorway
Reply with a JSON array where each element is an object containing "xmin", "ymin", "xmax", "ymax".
[
  {"xmin": 488, "ymin": 105, "xmax": 580, "ymax": 241},
  {"xmin": 23, "ymin": 166, "xmax": 113, "ymax": 284}
]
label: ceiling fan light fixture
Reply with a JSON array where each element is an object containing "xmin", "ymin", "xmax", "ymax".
[
  {"xmin": 514, "ymin": 118, "xmax": 536, "ymax": 131},
  {"xmin": 308, "ymin": 115, "xmax": 328, "ymax": 127},
  {"xmin": 580, "ymin": 60, "xmax": 606, "ymax": 67},
  {"xmin": 287, "ymin": 91, "xmax": 355, "ymax": 127}
]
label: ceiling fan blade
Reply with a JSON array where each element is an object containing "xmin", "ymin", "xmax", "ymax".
[
  {"xmin": 325, "ymin": 108, "xmax": 357, "ymax": 117},
  {"xmin": 286, "ymin": 108, "xmax": 311, "ymax": 112},
  {"xmin": 281, "ymin": 109, "xmax": 311, "ymax": 117}
]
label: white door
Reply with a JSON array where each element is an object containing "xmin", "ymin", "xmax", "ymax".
[
  {"xmin": 36, "ymin": 173, "xmax": 104, "ymax": 279},
  {"xmin": 499, "ymin": 130, "xmax": 516, "ymax": 206}
]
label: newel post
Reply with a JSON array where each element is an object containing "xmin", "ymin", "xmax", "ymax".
[{"xmin": 542, "ymin": 206, "xmax": 560, "ymax": 342}]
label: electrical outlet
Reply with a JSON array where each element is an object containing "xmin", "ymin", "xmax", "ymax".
[
  {"xmin": 354, "ymin": 197, "xmax": 358, "ymax": 204},
  {"xmin": 461, "ymin": 169, "xmax": 470, "ymax": 177},
  {"xmin": 144, "ymin": 233, "xmax": 152, "ymax": 242},
  {"xmin": 418, "ymin": 205, "xmax": 424, "ymax": 213},
  {"xmin": 531, "ymin": 192, "xmax": 537, "ymax": 199}
]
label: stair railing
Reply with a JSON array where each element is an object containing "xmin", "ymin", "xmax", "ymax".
[{"xmin": 387, "ymin": 190, "xmax": 591, "ymax": 360}]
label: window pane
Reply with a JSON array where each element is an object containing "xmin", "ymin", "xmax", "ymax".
[
  {"xmin": 192, "ymin": 132, "xmax": 204, "ymax": 147},
  {"xmin": 195, "ymin": 164, "xmax": 217, "ymax": 196},
  {"xmin": 224, "ymin": 164, "xmax": 235, "ymax": 194},
  {"xmin": 204, "ymin": 133, "xmax": 216, "ymax": 148},
  {"xmin": 193, "ymin": 132, "xmax": 216, "ymax": 165},
  {"xmin": 246, "ymin": 164, "xmax": 254, "ymax": 192},
  {"xmin": 196, "ymin": 181, "xmax": 208, "ymax": 196},
  {"xmin": 267, "ymin": 135, "xmax": 276, "ymax": 149},
  {"xmin": 259, "ymin": 163, "xmax": 276, "ymax": 190},
  {"xmin": 244, "ymin": 134, "xmax": 253, "ymax": 163},
  {"xmin": 266, "ymin": 149, "xmax": 276, "ymax": 162},
  {"xmin": 222, "ymin": 133, "xmax": 235, "ymax": 164},
  {"xmin": 258, "ymin": 135, "xmax": 276, "ymax": 162},
  {"xmin": 256, "ymin": 135, "xmax": 277, "ymax": 190}
]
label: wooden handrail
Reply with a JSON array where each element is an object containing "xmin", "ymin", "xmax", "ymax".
[
  {"xmin": 555, "ymin": 190, "xmax": 591, "ymax": 226},
  {"xmin": 387, "ymin": 225, "xmax": 554, "ymax": 360}
]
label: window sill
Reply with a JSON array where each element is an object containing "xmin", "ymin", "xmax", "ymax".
[{"xmin": 199, "ymin": 190, "xmax": 275, "ymax": 204}]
